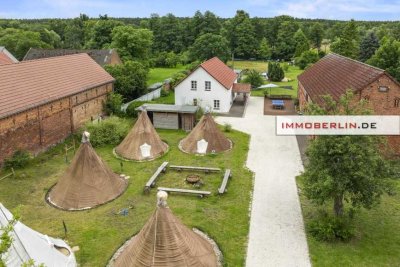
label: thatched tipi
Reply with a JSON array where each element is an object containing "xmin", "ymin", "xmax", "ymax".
[
  {"xmin": 109, "ymin": 191, "xmax": 219, "ymax": 267},
  {"xmin": 179, "ymin": 113, "xmax": 231, "ymax": 154},
  {"xmin": 115, "ymin": 110, "xmax": 168, "ymax": 161},
  {"xmin": 48, "ymin": 132, "xmax": 127, "ymax": 210}
]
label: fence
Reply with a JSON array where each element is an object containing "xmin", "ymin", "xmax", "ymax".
[{"xmin": 121, "ymin": 87, "xmax": 162, "ymax": 112}]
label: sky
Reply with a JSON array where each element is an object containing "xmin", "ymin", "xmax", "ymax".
[{"xmin": 0, "ymin": 0, "xmax": 399, "ymax": 21}]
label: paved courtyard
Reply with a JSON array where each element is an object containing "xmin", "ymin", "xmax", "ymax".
[{"xmin": 216, "ymin": 96, "xmax": 311, "ymax": 267}]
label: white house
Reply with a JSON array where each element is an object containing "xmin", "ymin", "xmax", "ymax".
[{"xmin": 174, "ymin": 57, "xmax": 250, "ymax": 113}]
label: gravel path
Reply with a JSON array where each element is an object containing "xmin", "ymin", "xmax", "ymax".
[{"xmin": 216, "ymin": 96, "xmax": 311, "ymax": 267}]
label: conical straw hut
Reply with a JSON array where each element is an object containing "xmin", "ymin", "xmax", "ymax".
[
  {"xmin": 179, "ymin": 113, "xmax": 231, "ymax": 154},
  {"xmin": 109, "ymin": 191, "xmax": 220, "ymax": 267},
  {"xmin": 48, "ymin": 131, "xmax": 127, "ymax": 210},
  {"xmin": 115, "ymin": 110, "xmax": 168, "ymax": 161}
]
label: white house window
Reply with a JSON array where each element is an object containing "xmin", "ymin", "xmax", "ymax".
[
  {"xmin": 213, "ymin": 100, "xmax": 220, "ymax": 110},
  {"xmin": 379, "ymin": 86, "xmax": 388, "ymax": 92},
  {"xmin": 191, "ymin": 81, "xmax": 197, "ymax": 90},
  {"xmin": 193, "ymin": 98, "xmax": 198, "ymax": 106},
  {"xmin": 205, "ymin": 81, "xmax": 211, "ymax": 91}
]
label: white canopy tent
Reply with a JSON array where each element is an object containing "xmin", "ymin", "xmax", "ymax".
[
  {"xmin": 0, "ymin": 203, "xmax": 76, "ymax": 267},
  {"xmin": 258, "ymin": 83, "xmax": 279, "ymax": 89}
]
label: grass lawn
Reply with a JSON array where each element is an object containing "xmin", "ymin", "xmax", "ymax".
[
  {"xmin": 147, "ymin": 65, "xmax": 186, "ymax": 86},
  {"xmin": 227, "ymin": 60, "xmax": 268, "ymax": 72},
  {"xmin": 0, "ymin": 127, "xmax": 253, "ymax": 266},
  {"xmin": 228, "ymin": 60, "xmax": 303, "ymax": 98},
  {"xmin": 297, "ymin": 175, "xmax": 400, "ymax": 266}
]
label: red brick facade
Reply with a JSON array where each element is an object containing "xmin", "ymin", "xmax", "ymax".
[
  {"xmin": 0, "ymin": 83, "xmax": 113, "ymax": 162},
  {"xmin": 298, "ymin": 73, "xmax": 400, "ymax": 154}
]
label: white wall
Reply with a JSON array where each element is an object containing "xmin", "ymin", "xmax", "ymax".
[{"xmin": 175, "ymin": 67, "xmax": 235, "ymax": 113}]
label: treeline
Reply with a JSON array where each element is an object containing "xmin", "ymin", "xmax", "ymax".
[{"xmin": 1, "ymin": 11, "xmax": 399, "ymax": 100}]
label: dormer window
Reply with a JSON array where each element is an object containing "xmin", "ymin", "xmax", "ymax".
[
  {"xmin": 205, "ymin": 81, "xmax": 211, "ymax": 91},
  {"xmin": 191, "ymin": 81, "xmax": 197, "ymax": 90},
  {"xmin": 379, "ymin": 86, "xmax": 388, "ymax": 92}
]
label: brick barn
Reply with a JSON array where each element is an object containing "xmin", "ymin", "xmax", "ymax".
[
  {"xmin": 298, "ymin": 53, "xmax": 400, "ymax": 154},
  {"xmin": 0, "ymin": 53, "xmax": 115, "ymax": 163}
]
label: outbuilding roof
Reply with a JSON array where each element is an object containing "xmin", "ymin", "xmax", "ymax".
[
  {"xmin": 298, "ymin": 53, "xmax": 386, "ymax": 104},
  {"xmin": 0, "ymin": 46, "xmax": 19, "ymax": 65},
  {"xmin": 138, "ymin": 104, "xmax": 199, "ymax": 114},
  {"xmin": 23, "ymin": 48, "xmax": 120, "ymax": 66},
  {"xmin": 0, "ymin": 53, "xmax": 114, "ymax": 120}
]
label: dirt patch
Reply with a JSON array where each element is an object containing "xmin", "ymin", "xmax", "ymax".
[{"xmin": 264, "ymin": 97, "xmax": 296, "ymax": 115}]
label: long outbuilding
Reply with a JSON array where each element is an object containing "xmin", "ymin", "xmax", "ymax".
[
  {"xmin": 137, "ymin": 104, "xmax": 198, "ymax": 131},
  {"xmin": 0, "ymin": 53, "xmax": 115, "ymax": 163}
]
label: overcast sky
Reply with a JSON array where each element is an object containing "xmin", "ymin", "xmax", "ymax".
[{"xmin": 1, "ymin": 0, "xmax": 399, "ymax": 20}]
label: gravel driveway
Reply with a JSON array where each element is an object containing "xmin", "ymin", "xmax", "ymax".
[{"xmin": 216, "ymin": 96, "xmax": 311, "ymax": 267}]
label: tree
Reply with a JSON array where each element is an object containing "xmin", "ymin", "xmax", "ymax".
[
  {"xmin": 111, "ymin": 26, "xmax": 153, "ymax": 61},
  {"xmin": 268, "ymin": 62, "xmax": 285, "ymax": 82},
  {"xmin": 151, "ymin": 13, "xmax": 185, "ymax": 53},
  {"xmin": 330, "ymin": 20, "xmax": 360, "ymax": 59},
  {"xmin": 296, "ymin": 50, "xmax": 320, "ymax": 70},
  {"xmin": 309, "ymin": 22, "xmax": 324, "ymax": 50},
  {"xmin": 225, "ymin": 10, "xmax": 258, "ymax": 59},
  {"xmin": 243, "ymin": 69, "xmax": 263, "ymax": 88},
  {"xmin": 0, "ymin": 28, "xmax": 50, "ymax": 59},
  {"xmin": 274, "ymin": 19, "xmax": 299, "ymax": 60},
  {"xmin": 359, "ymin": 31, "xmax": 380, "ymax": 62},
  {"xmin": 85, "ymin": 18, "xmax": 123, "ymax": 49},
  {"xmin": 189, "ymin": 33, "xmax": 230, "ymax": 62},
  {"xmin": 294, "ymin": 29, "xmax": 310, "ymax": 57},
  {"xmin": 153, "ymin": 51, "xmax": 180, "ymax": 68},
  {"xmin": 301, "ymin": 91, "xmax": 392, "ymax": 217},
  {"xmin": 63, "ymin": 17, "xmax": 85, "ymax": 49},
  {"xmin": 367, "ymin": 37, "xmax": 400, "ymax": 81},
  {"xmin": 257, "ymin": 37, "xmax": 272, "ymax": 60},
  {"xmin": 189, "ymin": 10, "xmax": 221, "ymax": 42},
  {"xmin": 104, "ymin": 61, "xmax": 148, "ymax": 101}
]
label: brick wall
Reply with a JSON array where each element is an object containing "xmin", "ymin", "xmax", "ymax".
[
  {"xmin": 298, "ymin": 81, "xmax": 309, "ymax": 111},
  {"xmin": 358, "ymin": 74, "xmax": 400, "ymax": 155},
  {"xmin": 0, "ymin": 82, "xmax": 113, "ymax": 163}
]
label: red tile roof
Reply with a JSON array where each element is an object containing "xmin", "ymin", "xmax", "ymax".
[
  {"xmin": 0, "ymin": 47, "xmax": 18, "ymax": 65},
  {"xmin": 232, "ymin": 83, "xmax": 251, "ymax": 93},
  {"xmin": 298, "ymin": 53, "xmax": 385, "ymax": 104},
  {"xmin": 0, "ymin": 53, "xmax": 114, "ymax": 119},
  {"xmin": 200, "ymin": 57, "xmax": 237, "ymax": 89}
]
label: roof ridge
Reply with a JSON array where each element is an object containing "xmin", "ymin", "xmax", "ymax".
[
  {"xmin": 3, "ymin": 53, "xmax": 91, "ymax": 66},
  {"xmin": 328, "ymin": 52, "xmax": 385, "ymax": 73}
]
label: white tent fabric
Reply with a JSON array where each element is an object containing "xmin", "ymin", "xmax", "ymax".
[
  {"xmin": 140, "ymin": 142, "xmax": 151, "ymax": 158},
  {"xmin": 0, "ymin": 203, "xmax": 76, "ymax": 267},
  {"xmin": 197, "ymin": 139, "xmax": 208, "ymax": 154}
]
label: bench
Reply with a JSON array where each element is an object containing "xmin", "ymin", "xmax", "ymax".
[
  {"xmin": 218, "ymin": 169, "xmax": 232, "ymax": 194},
  {"xmin": 157, "ymin": 187, "xmax": 211, "ymax": 198},
  {"xmin": 169, "ymin": 165, "xmax": 221, "ymax": 173},
  {"xmin": 143, "ymin": 162, "xmax": 169, "ymax": 193}
]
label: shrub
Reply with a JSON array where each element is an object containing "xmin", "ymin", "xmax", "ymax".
[
  {"xmin": 104, "ymin": 93, "xmax": 123, "ymax": 116},
  {"xmin": 224, "ymin": 123, "xmax": 232, "ymax": 132},
  {"xmin": 126, "ymin": 101, "xmax": 147, "ymax": 118},
  {"xmin": 160, "ymin": 89, "xmax": 170, "ymax": 97},
  {"xmin": 243, "ymin": 69, "xmax": 264, "ymax": 88},
  {"xmin": 268, "ymin": 62, "xmax": 285, "ymax": 82},
  {"xmin": 82, "ymin": 116, "xmax": 131, "ymax": 147},
  {"xmin": 4, "ymin": 150, "xmax": 31, "ymax": 169},
  {"xmin": 282, "ymin": 63, "xmax": 289, "ymax": 71},
  {"xmin": 307, "ymin": 212, "xmax": 355, "ymax": 242},
  {"xmin": 296, "ymin": 50, "xmax": 320, "ymax": 70}
]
